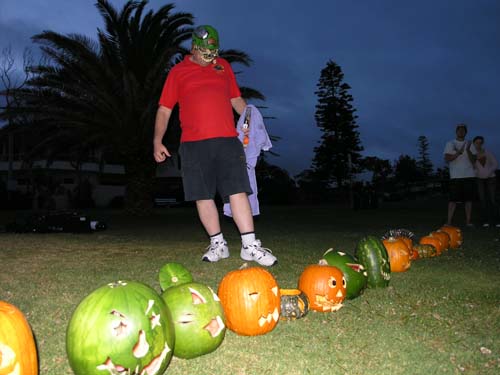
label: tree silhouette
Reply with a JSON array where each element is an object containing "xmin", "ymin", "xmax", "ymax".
[
  {"xmin": 1, "ymin": 0, "xmax": 265, "ymax": 214},
  {"xmin": 416, "ymin": 135, "xmax": 434, "ymax": 178},
  {"xmin": 394, "ymin": 154, "xmax": 419, "ymax": 188},
  {"xmin": 361, "ymin": 156, "xmax": 392, "ymax": 189},
  {"xmin": 311, "ymin": 60, "xmax": 363, "ymax": 189}
]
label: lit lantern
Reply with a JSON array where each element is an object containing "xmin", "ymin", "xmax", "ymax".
[
  {"xmin": 218, "ymin": 265, "xmax": 280, "ymax": 336},
  {"xmin": 0, "ymin": 301, "xmax": 38, "ymax": 375}
]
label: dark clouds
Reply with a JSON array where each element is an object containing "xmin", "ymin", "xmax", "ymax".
[{"xmin": 2, "ymin": 0, "xmax": 500, "ymax": 177}]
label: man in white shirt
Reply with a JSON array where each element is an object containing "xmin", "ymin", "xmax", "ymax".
[{"xmin": 443, "ymin": 124, "xmax": 476, "ymax": 226}]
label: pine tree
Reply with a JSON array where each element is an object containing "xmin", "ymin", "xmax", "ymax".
[
  {"xmin": 416, "ymin": 135, "xmax": 433, "ymax": 178},
  {"xmin": 311, "ymin": 60, "xmax": 363, "ymax": 188}
]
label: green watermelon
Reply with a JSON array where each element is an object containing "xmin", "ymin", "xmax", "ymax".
[
  {"xmin": 159, "ymin": 263, "xmax": 193, "ymax": 291},
  {"xmin": 322, "ymin": 249, "xmax": 368, "ymax": 299},
  {"xmin": 161, "ymin": 282, "xmax": 226, "ymax": 359},
  {"xmin": 66, "ymin": 280, "xmax": 175, "ymax": 375},
  {"xmin": 355, "ymin": 236, "xmax": 391, "ymax": 288}
]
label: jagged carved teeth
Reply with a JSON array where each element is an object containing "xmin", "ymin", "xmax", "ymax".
[
  {"xmin": 141, "ymin": 342, "xmax": 172, "ymax": 375},
  {"xmin": 96, "ymin": 357, "xmax": 128, "ymax": 373},
  {"xmin": 347, "ymin": 263, "xmax": 364, "ymax": 272},
  {"xmin": 381, "ymin": 271, "xmax": 391, "ymax": 280},
  {"xmin": 258, "ymin": 308, "xmax": 279, "ymax": 326}
]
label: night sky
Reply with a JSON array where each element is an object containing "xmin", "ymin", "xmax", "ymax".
[{"xmin": 1, "ymin": 0, "xmax": 499, "ymax": 177}]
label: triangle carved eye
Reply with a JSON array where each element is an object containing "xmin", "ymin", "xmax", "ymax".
[
  {"xmin": 249, "ymin": 292, "xmax": 260, "ymax": 301},
  {"xmin": 189, "ymin": 288, "xmax": 207, "ymax": 305}
]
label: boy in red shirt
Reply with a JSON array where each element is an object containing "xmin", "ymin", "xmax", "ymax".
[{"xmin": 153, "ymin": 25, "xmax": 277, "ymax": 266}]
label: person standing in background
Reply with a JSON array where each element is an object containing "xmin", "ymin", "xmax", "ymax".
[
  {"xmin": 471, "ymin": 136, "xmax": 499, "ymax": 228},
  {"xmin": 443, "ymin": 124, "xmax": 476, "ymax": 227}
]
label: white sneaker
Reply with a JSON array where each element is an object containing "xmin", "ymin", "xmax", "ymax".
[
  {"xmin": 240, "ymin": 240, "xmax": 277, "ymax": 267},
  {"xmin": 202, "ymin": 240, "xmax": 229, "ymax": 262}
]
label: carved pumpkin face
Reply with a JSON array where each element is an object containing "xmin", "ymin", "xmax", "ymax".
[
  {"xmin": 430, "ymin": 231, "xmax": 450, "ymax": 252},
  {"xmin": 395, "ymin": 236, "xmax": 413, "ymax": 250},
  {"xmin": 218, "ymin": 266, "xmax": 280, "ymax": 336},
  {"xmin": 161, "ymin": 282, "xmax": 225, "ymax": 359},
  {"xmin": 298, "ymin": 261, "xmax": 346, "ymax": 312},
  {"xmin": 66, "ymin": 281, "xmax": 175, "ymax": 375},
  {"xmin": 439, "ymin": 225, "xmax": 463, "ymax": 248},
  {"xmin": 0, "ymin": 301, "xmax": 38, "ymax": 375},
  {"xmin": 382, "ymin": 237, "xmax": 411, "ymax": 272},
  {"xmin": 322, "ymin": 249, "xmax": 368, "ymax": 300},
  {"xmin": 419, "ymin": 235, "xmax": 444, "ymax": 256}
]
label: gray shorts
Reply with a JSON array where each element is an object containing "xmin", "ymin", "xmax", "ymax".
[{"xmin": 179, "ymin": 137, "xmax": 252, "ymax": 202}]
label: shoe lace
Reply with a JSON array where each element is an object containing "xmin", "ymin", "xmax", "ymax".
[
  {"xmin": 206, "ymin": 241, "xmax": 225, "ymax": 253},
  {"xmin": 248, "ymin": 240, "xmax": 273, "ymax": 257}
]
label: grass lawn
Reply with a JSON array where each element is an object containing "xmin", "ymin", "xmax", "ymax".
[{"xmin": 1, "ymin": 203, "xmax": 499, "ymax": 374}]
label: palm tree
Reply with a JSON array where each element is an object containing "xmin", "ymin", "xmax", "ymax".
[{"xmin": 2, "ymin": 0, "xmax": 264, "ymax": 214}]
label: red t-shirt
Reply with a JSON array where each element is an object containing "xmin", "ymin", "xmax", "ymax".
[{"xmin": 158, "ymin": 56, "xmax": 241, "ymax": 142}]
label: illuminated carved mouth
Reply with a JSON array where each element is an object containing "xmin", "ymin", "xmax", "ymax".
[
  {"xmin": 315, "ymin": 295, "xmax": 344, "ymax": 312},
  {"xmin": 96, "ymin": 357, "xmax": 128, "ymax": 374},
  {"xmin": 258, "ymin": 308, "xmax": 279, "ymax": 326},
  {"xmin": 347, "ymin": 263, "xmax": 369, "ymax": 277},
  {"xmin": 381, "ymin": 270, "xmax": 391, "ymax": 280},
  {"xmin": 97, "ymin": 341, "xmax": 172, "ymax": 375},
  {"xmin": 204, "ymin": 316, "xmax": 225, "ymax": 337},
  {"xmin": 142, "ymin": 342, "xmax": 172, "ymax": 375}
]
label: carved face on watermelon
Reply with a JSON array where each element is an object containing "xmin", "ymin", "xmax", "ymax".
[
  {"xmin": 380, "ymin": 257, "xmax": 391, "ymax": 281},
  {"xmin": 161, "ymin": 282, "xmax": 226, "ymax": 359},
  {"xmin": 66, "ymin": 280, "xmax": 175, "ymax": 375}
]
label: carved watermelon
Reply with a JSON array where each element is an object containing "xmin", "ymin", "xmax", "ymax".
[
  {"xmin": 161, "ymin": 282, "xmax": 225, "ymax": 359},
  {"xmin": 322, "ymin": 249, "xmax": 368, "ymax": 299},
  {"xmin": 66, "ymin": 280, "xmax": 175, "ymax": 375},
  {"xmin": 355, "ymin": 236, "xmax": 391, "ymax": 288},
  {"xmin": 159, "ymin": 263, "xmax": 193, "ymax": 291}
]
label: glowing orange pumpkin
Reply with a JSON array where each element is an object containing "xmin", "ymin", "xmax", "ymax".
[
  {"xmin": 218, "ymin": 265, "xmax": 280, "ymax": 336},
  {"xmin": 382, "ymin": 237, "xmax": 411, "ymax": 272},
  {"xmin": 396, "ymin": 236, "xmax": 413, "ymax": 251},
  {"xmin": 298, "ymin": 260, "xmax": 346, "ymax": 312},
  {"xmin": 0, "ymin": 301, "xmax": 38, "ymax": 375},
  {"xmin": 439, "ymin": 225, "xmax": 463, "ymax": 249},
  {"xmin": 419, "ymin": 235, "xmax": 444, "ymax": 256},
  {"xmin": 430, "ymin": 231, "xmax": 450, "ymax": 252}
]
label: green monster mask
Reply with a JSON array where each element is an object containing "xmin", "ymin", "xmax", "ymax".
[{"xmin": 192, "ymin": 25, "xmax": 219, "ymax": 63}]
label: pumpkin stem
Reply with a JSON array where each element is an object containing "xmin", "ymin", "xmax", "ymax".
[
  {"xmin": 239, "ymin": 262, "xmax": 249, "ymax": 270},
  {"xmin": 318, "ymin": 259, "xmax": 328, "ymax": 266}
]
